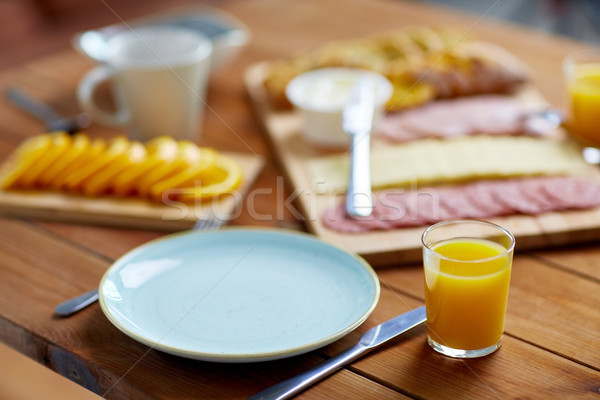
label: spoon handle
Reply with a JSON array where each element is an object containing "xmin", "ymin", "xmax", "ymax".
[{"xmin": 54, "ymin": 289, "xmax": 99, "ymax": 317}]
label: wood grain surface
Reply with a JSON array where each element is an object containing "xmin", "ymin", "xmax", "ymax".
[{"xmin": 0, "ymin": 0, "xmax": 598, "ymax": 399}]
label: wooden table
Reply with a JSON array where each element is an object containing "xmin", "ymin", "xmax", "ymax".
[{"xmin": 1, "ymin": 0, "xmax": 599, "ymax": 399}]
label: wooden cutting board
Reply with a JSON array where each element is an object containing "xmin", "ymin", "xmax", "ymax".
[
  {"xmin": 0, "ymin": 152, "xmax": 263, "ymax": 231},
  {"xmin": 245, "ymin": 61, "xmax": 600, "ymax": 266}
]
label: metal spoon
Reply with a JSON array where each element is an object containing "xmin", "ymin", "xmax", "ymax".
[{"xmin": 6, "ymin": 87, "xmax": 91, "ymax": 134}]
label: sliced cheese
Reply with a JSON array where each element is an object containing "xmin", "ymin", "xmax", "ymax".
[{"xmin": 307, "ymin": 136, "xmax": 589, "ymax": 193}]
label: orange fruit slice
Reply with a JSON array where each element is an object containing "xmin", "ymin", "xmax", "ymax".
[
  {"xmin": 37, "ymin": 133, "xmax": 90, "ymax": 188},
  {"xmin": 0, "ymin": 134, "xmax": 54, "ymax": 190},
  {"xmin": 17, "ymin": 132, "xmax": 72, "ymax": 188},
  {"xmin": 82, "ymin": 141, "xmax": 147, "ymax": 197},
  {"xmin": 50, "ymin": 138, "xmax": 107, "ymax": 190},
  {"xmin": 62, "ymin": 136, "xmax": 130, "ymax": 192},
  {"xmin": 147, "ymin": 148, "xmax": 218, "ymax": 202},
  {"xmin": 135, "ymin": 140, "xmax": 202, "ymax": 197},
  {"xmin": 173, "ymin": 154, "xmax": 243, "ymax": 203},
  {"xmin": 112, "ymin": 136, "xmax": 178, "ymax": 197}
]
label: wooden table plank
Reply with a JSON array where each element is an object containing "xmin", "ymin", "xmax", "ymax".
[
  {"xmin": 530, "ymin": 245, "xmax": 600, "ymax": 281},
  {"xmin": 0, "ymin": 217, "xmax": 408, "ymax": 399},
  {"xmin": 1, "ymin": 0, "xmax": 599, "ymax": 399},
  {"xmin": 318, "ymin": 287, "xmax": 600, "ymax": 399},
  {"xmin": 376, "ymin": 256, "xmax": 600, "ymax": 370}
]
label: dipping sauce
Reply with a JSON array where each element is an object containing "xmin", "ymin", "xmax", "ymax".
[{"xmin": 285, "ymin": 68, "xmax": 392, "ymax": 148}]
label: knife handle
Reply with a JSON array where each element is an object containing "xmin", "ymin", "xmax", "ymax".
[
  {"xmin": 247, "ymin": 343, "xmax": 368, "ymax": 400},
  {"xmin": 346, "ymin": 133, "xmax": 373, "ymax": 217}
]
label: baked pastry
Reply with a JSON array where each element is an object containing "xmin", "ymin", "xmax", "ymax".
[{"xmin": 263, "ymin": 27, "xmax": 529, "ymax": 111}]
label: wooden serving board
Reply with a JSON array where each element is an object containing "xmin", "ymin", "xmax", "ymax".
[
  {"xmin": 0, "ymin": 152, "xmax": 263, "ymax": 231},
  {"xmin": 245, "ymin": 62, "xmax": 600, "ymax": 266}
]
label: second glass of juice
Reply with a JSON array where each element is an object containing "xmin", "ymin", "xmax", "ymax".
[
  {"xmin": 563, "ymin": 49, "xmax": 600, "ymax": 147},
  {"xmin": 422, "ymin": 219, "xmax": 515, "ymax": 358}
]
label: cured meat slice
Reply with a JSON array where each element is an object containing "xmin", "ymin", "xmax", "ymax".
[
  {"xmin": 515, "ymin": 177, "xmax": 560, "ymax": 212},
  {"xmin": 464, "ymin": 181, "xmax": 514, "ymax": 217},
  {"xmin": 321, "ymin": 176, "xmax": 600, "ymax": 234},
  {"xmin": 404, "ymin": 188, "xmax": 456, "ymax": 225},
  {"xmin": 488, "ymin": 179, "xmax": 551, "ymax": 215},
  {"xmin": 436, "ymin": 186, "xmax": 490, "ymax": 219},
  {"xmin": 375, "ymin": 117, "xmax": 425, "ymax": 142},
  {"xmin": 541, "ymin": 176, "xmax": 600, "ymax": 209},
  {"xmin": 378, "ymin": 95, "xmax": 548, "ymax": 142},
  {"xmin": 376, "ymin": 191, "xmax": 417, "ymax": 227},
  {"xmin": 322, "ymin": 200, "xmax": 392, "ymax": 233}
]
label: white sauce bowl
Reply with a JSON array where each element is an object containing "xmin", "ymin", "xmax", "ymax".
[{"xmin": 285, "ymin": 68, "xmax": 393, "ymax": 148}]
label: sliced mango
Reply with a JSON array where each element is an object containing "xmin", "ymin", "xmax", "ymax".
[{"xmin": 0, "ymin": 134, "xmax": 54, "ymax": 189}]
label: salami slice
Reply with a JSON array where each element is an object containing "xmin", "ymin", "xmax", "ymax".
[
  {"xmin": 321, "ymin": 176, "xmax": 600, "ymax": 233},
  {"xmin": 437, "ymin": 186, "xmax": 490, "ymax": 219},
  {"xmin": 515, "ymin": 177, "xmax": 559, "ymax": 212},
  {"xmin": 541, "ymin": 176, "xmax": 600, "ymax": 209},
  {"xmin": 377, "ymin": 191, "xmax": 425, "ymax": 228},
  {"xmin": 464, "ymin": 180, "xmax": 514, "ymax": 216},
  {"xmin": 322, "ymin": 202, "xmax": 387, "ymax": 233},
  {"xmin": 488, "ymin": 179, "xmax": 551, "ymax": 215}
]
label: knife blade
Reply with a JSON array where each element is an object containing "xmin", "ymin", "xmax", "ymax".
[
  {"xmin": 343, "ymin": 75, "xmax": 375, "ymax": 218},
  {"xmin": 6, "ymin": 87, "xmax": 90, "ymax": 134},
  {"xmin": 247, "ymin": 306, "xmax": 426, "ymax": 400}
]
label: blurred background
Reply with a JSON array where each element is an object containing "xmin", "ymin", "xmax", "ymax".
[
  {"xmin": 1, "ymin": 0, "xmax": 598, "ymax": 70},
  {"xmin": 423, "ymin": 0, "xmax": 600, "ymax": 43}
]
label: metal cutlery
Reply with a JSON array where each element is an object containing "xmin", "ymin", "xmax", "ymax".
[
  {"xmin": 523, "ymin": 108, "xmax": 600, "ymax": 164},
  {"xmin": 6, "ymin": 87, "xmax": 91, "ymax": 134},
  {"xmin": 54, "ymin": 289, "xmax": 99, "ymax": 317},
  {"xmin": 343, "ymin": 76, "xmax": 375, "ymax": 218},
  {"xmin": 54, "ymin": 215, "xmax": 224, "ymax": 317},
  {"xmin": 247, "ymin": 306, "xmax": 426, "ymax": 400}
]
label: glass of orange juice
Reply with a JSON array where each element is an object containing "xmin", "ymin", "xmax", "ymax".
[
  {"xmin": 421, "ymin": 219, "xmax": 515, "ymax": 358},
  {"xmin": 563, "ymin": 49, "xmax": 600, "ymax": 147}
]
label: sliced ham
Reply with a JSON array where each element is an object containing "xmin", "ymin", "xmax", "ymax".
[
  {"xmin": 376, "ymin": 95, "xmax": 550, "ymax": 142},
  {"xmin": 322, "ymin": 176, "xmax": 600, "ymax": 233}
]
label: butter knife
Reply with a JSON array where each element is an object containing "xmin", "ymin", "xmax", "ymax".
[
  {"xmin": 247, "ymin": 306, "xmax": 426, "ymax": 400},
  {"xmin": 343, "ymin": 76, "xmax": 375, "ymax": 218}
]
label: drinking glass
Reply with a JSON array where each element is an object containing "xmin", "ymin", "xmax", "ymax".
[
  {"xmin": 563, "ymin": 49, "xmax": 600, "ymax": 147},
  {"xmin": 422, "ymin": 219, "xmax": 515, "ymax": 358}
]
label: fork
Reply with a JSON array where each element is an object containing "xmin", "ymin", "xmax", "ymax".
[{"xmin": 54, "ymin": 213, "xmax": 225, "ymax": 317}]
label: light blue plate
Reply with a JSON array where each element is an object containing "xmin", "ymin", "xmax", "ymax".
[{"xmin": 99, "ymin": 228, "xmax": 380, "ymax": 362}]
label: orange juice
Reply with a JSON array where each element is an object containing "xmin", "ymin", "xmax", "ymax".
[
  {"xmin": 424, "ymin": 238, "xmax": 512, "ymax": 351},
  {"xmin": 566, "ymin": 63, "xmax": 600, "ymax": 145}
]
